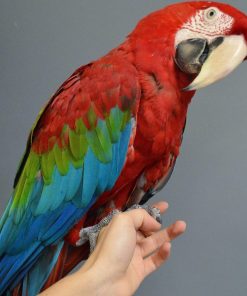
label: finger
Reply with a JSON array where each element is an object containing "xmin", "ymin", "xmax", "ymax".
[
  {"xmin": 136, "ymin": 230, "xmax": 146, "ymax": 243},
  {"xmin": 140, "ymin": 228, "xmax": 169, "ymax": 258},
  {"xmin": 140, "ymin": 221, "xmax": 186, "ymax": 257},
  {"xmin": 151, "ymin": 201, "xmax": 169, "ymax": 214},
  {"xmin": 144, "ymin": 242, "xmax": 171, "ymax": 277},
  {"xmin": 164, "ymin": 220, "xmax": 187, "ymax": 242},
  {"xmin": 122, "ymin": 208, "xmax": 162, "ymax": 233},
  {"xmin": 135, "ymin": 202, "xmax": 169, "ymax": 237},
  {"xmin": 97, "ymin": 225, "xmax": 108, "ymax": 242},
  {"xmin": 95, "ymin": 210, "xmax": 162, "ymax": 262}
]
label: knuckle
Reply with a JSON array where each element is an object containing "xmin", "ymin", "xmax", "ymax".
[
  {"xmin": 136, "ymin": 208, "xmax": 146, "ymax": 216},
  {"xmin": 116, "ymin": 212, "xmax": 133, "ymax": 227},
  {"xmin": 112, "ymin": 212, "xmax": 127, "ymax": 224}
]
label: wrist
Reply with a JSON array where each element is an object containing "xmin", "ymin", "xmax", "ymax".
[{"xmin": 75, "ymin": 267, "xmax": 110, "ymax": 295}]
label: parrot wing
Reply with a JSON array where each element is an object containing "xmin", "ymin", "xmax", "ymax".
[{"xmin": 0, "ymin": 57, "xmax": 140, "ymax": 294}]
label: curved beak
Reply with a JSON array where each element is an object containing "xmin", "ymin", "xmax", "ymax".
[{"xmin": 183, "ymin": 35, "xmax": 247, "ymax": 91}]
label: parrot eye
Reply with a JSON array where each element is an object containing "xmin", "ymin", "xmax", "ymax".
[{"xmin": 205, "ymin": 8, "xmax": 218, "ymax": 21}]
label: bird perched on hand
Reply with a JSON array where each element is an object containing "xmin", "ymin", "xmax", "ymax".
[{"xmin": 1, "ymin": 1, "xmax": 247, "ymax": 295}]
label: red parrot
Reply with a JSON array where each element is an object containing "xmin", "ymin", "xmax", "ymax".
[{"xmin": 1, "ymin": 1, "xmax": 247, "ymax": 295}]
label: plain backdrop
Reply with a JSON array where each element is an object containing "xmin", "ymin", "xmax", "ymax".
[{"xmin": 0, "ymin": 0, "xmax": 247, "ymax": 295}]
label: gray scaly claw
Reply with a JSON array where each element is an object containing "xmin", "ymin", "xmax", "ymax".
[
  {"xmin": 76, "ymin": 204, "xmax": 161, "ymax": 254},
  {"xmin": 77, "ymin": 209, "xmax": 120, "ymax": 253}
]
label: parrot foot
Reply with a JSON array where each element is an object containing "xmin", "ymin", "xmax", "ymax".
[
  {"xmin": 76, "ymin": 209, "xmax": 121, "ymax": 251},
  {"xmin": 76, "ymin": 204, "xmax": 161, "ymax": 253}
]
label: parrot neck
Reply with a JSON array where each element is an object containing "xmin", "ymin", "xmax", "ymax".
[
  {"xmin": 127, "ymin": 34, "xmax": 196, "ymax": 99},
  {"xmin": 120, "ymin": 37, "xmax": 196, "ymax": 159}
]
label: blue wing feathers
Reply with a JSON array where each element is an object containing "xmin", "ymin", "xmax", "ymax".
[
  {"xmin": 22, "ymin": 241, "xmax": 64, "ymax": 296},
  {"xmin": 81, "ymin": 148, "xmax": 100, "ymax": 206},
  {"xmin": 50, "ymin": 169, "xmax": 68, "ymax": 211},
  {"xmin": 0, "ymin": 242, "xmax": 41, "ymax": 292},
  {"xmin": 97, "ymin": 162, "xmax": 112, "ymax": 194},
  {"xmin": 0, "ymin": 215, "xmax": 14, "ymax": 256},
  {"xmin": 0, "ymin": 120, "xmax": 133, "ymax": 295},
  {"xmin": 65, "ymin": 166, "xmax": 82, "ymax": 201},
  {"xmin": 0, "ymin": 197, "xmax": 13, "ymax": 230},
  {"xmin": 106, "ymin": 121, "xmax": 131, "ymax": 190}
]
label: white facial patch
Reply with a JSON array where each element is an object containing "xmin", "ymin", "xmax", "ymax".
[{"xmin": 175, "ymin": 7, "xmax": 234, "ymax": 46}]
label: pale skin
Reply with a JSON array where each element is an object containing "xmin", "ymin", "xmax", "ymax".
[{"xmin": 39, "ymin": 201, "xmax": 186, "ymax": 296}]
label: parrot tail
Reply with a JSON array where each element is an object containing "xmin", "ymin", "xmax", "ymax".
[
  {"xmin": 41, "ymin": 241, "xmax": 90, "ymax": 292},
  {"xmin": 10, "ymin": 241, "xmax": 89, "ymax": 295},
  {"xmin": 8, "ymin": 242, "xmax": 64, "ymax": 296}
]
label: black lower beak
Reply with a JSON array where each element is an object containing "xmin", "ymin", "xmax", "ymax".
[{"xmin": 175, "ymin": 37, "xmax": 224, "ymax": 74}]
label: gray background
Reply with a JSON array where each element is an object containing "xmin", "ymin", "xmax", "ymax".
[{"xmin": 0, "ymin": 0, "xmax": 247, "ymax": 295}]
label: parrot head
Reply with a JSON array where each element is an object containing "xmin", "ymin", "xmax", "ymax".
[{"xmin": 130, "ymin": 1, "xmax": 247, "ymax": 90}]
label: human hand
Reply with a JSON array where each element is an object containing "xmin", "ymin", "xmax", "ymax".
[
  {"xmin": 40, "ymin": 202, "xmax": 186, "ymax": 296},
  {"xmin": 79, "ymin": 202, "xmax": 186, "ymax": 296}
]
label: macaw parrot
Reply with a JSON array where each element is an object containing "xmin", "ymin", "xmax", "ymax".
[{"xmin": 1, "ymin": 1, "xmax": 247, "ymax": 295}]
